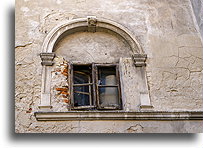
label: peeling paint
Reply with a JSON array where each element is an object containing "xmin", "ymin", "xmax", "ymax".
[{"xmin": 127, "ymin": 124, "xmax": 144, "ymax": 133}]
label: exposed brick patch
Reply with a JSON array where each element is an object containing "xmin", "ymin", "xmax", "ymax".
[
  {"xmin": 55, "ymin": 87, "xmax": 68, "ymax": 91},
  {"xmin": 50, "ymin": 56, "xmax": 71, "ymax": 111}
]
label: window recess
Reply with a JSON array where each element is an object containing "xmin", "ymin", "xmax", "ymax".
[{"xmin": 71, "ymin": 63, "xmax": 121, "ymax": 110}]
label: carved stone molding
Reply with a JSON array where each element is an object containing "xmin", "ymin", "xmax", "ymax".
[
  {"xmin": 35, "ymin": 111, "xmax": 203, "ymax": 121},
  {"xmin": 87, "ymin": 16, "xmax": 97, "ymax": 32},
  {"xmin": 41, "ymin": 17, "xmax": 143, "ymax": 54},
  {"xmin": 40, "ymin": 53, "xmax": 55, "ymax": 66},
  {"xmin": 133, "ymin": 54, "xmax": 147, "ymax": 67}
]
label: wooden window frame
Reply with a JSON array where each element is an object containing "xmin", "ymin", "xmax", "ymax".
[
  {"xmin": 95, "ymin": 64, "xmax": 122, "ymax": 110},
  {"xmin": 70, "ymin": 63, "xmax": 96, "ymax": 110},
  {"xmin": 70, "ymin": 63, "xmax": 122, "ymax": 110}
]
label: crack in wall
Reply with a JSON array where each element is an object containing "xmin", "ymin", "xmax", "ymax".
[{"xmin": 15, "ymin": 42, "xmax": 32, "ymax": 49}]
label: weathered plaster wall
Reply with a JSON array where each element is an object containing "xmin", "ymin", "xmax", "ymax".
[
  {"xmin": 15, "ymin": 0, "xmax": 203, "ymax": 133},
  {"xmin": 15, "ymin": 120, "xmax": 203, "ymax": 133},
  {"xmin": 54, "ymin": 32, "xmax": 132, "ymax": 63}
]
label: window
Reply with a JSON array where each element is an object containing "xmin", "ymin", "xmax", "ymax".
[
  {"xmin": 71, "ymin": 63, "xmax": 122, "ymax": 110},
  {"xmin": 72, "ymin": 64, "xmax": 94, "ymax": 109}
]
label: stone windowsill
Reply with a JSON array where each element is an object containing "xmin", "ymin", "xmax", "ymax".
[{"xmin": 34, "ymin": 111, "xmax": 203, "ymax": 121}]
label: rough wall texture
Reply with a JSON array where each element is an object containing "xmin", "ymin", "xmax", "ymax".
[
  {"xmin": 15, "ymin": 120, "xmax": 203, "ymax": 133},
  {"xmin": 15, "ymin": 0, "xmax": 203, "ymax": 133}
]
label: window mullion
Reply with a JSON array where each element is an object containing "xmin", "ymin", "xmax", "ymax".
[
  {"xmin": 116, "ymin": 64, "xmax": 122, "ymax": 109},
  {"xmin": 95, "ymin": 65, "xmax": 101, "ymax": 109},
  {"xmin": 92, "ymin": 63, "xmax": 96, "ymax": 106}
]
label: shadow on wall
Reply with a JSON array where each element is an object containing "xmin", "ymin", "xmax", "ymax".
[
  {"xmin": 11, "ymin": 7, "xmax": 197, "ymax": 140},
  {"xmin": 191, "ymin": 0, "xmax": 203, "ymax": 39}
]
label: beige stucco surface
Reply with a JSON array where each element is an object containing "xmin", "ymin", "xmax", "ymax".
[
  {"xmin": 15, "ymin": 0, "xmax": 203, "ymax": 133},
  {"xmin": 15, "ymin": 119, "xmax": 203, "ymax": 133}
]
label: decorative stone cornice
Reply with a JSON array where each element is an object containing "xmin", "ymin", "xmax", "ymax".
[
  {"xmin": 40, "ymin": 53, "xmax": 55, "ymax": 66},
  {"xmin": 133, "ymin": 54, "xmax": 147, "ymax": 67},
  {"xmin": 35, "ymin": 111, "xmax": 203, "ymax": 121},
  {"xmin": 87, "ymin": 16, "xmax": 97, "ymax": 32}
]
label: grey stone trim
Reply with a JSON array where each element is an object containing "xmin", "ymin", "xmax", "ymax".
[
  {"xmin": 130, "ymin": 54, "xmax": 153, "ymax": 110},
  {"xmin": 39, "ymin": 68, "xmax": 53, "ymax": 110},
  {"xmin": 133, "ymin": 54, "xmax": 147, "ymax": 67},
  {"xmin": 39, "ymin": 53, "xmax": 55, "ymax": 110},
  {"xmin": 41, "ymin": 16, "xmax": 144, "ymax": 54},
  {"xmin": 137, "ymin": 67, "xmax": 153, "ymax": 110},
  {"xmin": 40, "ymin": 53, "xmax": 55, "ymax": 66},
  {"xmin": 132, "ymin": 54, "xmax": 152, "ymax": 109},
  {"xmin": 35, "ymin": 111, "xmax": 203, "ymax": 121}
]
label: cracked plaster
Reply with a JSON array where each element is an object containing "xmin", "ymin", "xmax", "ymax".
[{"xmin": 15, "ymin": 0, "xmax": 203, "ymax": 133}]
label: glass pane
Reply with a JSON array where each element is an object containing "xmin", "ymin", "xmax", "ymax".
[
  {"xmin": 73, "ymin": 65, "xmax": 91, "ymax": 84},
  {"xmin": 74, "ymin": 93, "xmax": 90, "ymax": 107},
  {"xmin": 99, "ymin": 87, "xmax": 119, "ymax": 108},
  {"xmin": 73, "ymin": 86, "xmax": 90, "ymax": 93},
  {"xmin": 98, "ymin": 67, "xmax": 117, "ymax": 85},
  {"xmin": 74, "ymin": 72, "xmax": 90, "ymax": 84}
]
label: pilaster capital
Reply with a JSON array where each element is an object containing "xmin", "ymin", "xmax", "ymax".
[
  {"xmin": 40, "ymin": 53, "xmax": 55, "ymax": 66},
  {"xmin": 133, "ymin": 54, "xmax": 147, "ymax": 67}
]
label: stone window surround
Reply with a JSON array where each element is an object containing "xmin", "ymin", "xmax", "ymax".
[{"xmin": 36, "ymin": 16, "xmax": 155, "ymax": 120}]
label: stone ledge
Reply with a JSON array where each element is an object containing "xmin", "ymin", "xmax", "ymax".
[{"xmin": 34, "ymin": 111, "xmax": 203, "ymax": 121}]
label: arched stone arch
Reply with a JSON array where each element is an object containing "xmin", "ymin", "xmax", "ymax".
[
  {"xmin": 39, "ymin": 16, "xmax": 151, "ymax": 110},
  {"xmin": 41, "ymin": 16, "xmax": 143, "ymax": 54}
]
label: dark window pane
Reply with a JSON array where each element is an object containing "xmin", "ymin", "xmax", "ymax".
[
  {"xmin": 99, "ymin": 87, "xmax": 119, "ymax": 108},
  {"xmin": 73, "ymin": 86, "xmax": 91, "ymax": 106},
  {"xmin": 73, "ymin": 65, "xmax": 92, "ymax": 84},
  {"xmin": 98, "ymin": 67, "xmax": 117, "ymax": 85},
  {"xmin": 74, "ymin": 71, "xmax": 90, "ymax": 84},
  {"xmin": 74, "ymin": 93, "xmax": 90, "ymax": 107},
  {"xmin": 73, "ymin": 86, "xmax": 90, "ymax": 93}
]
